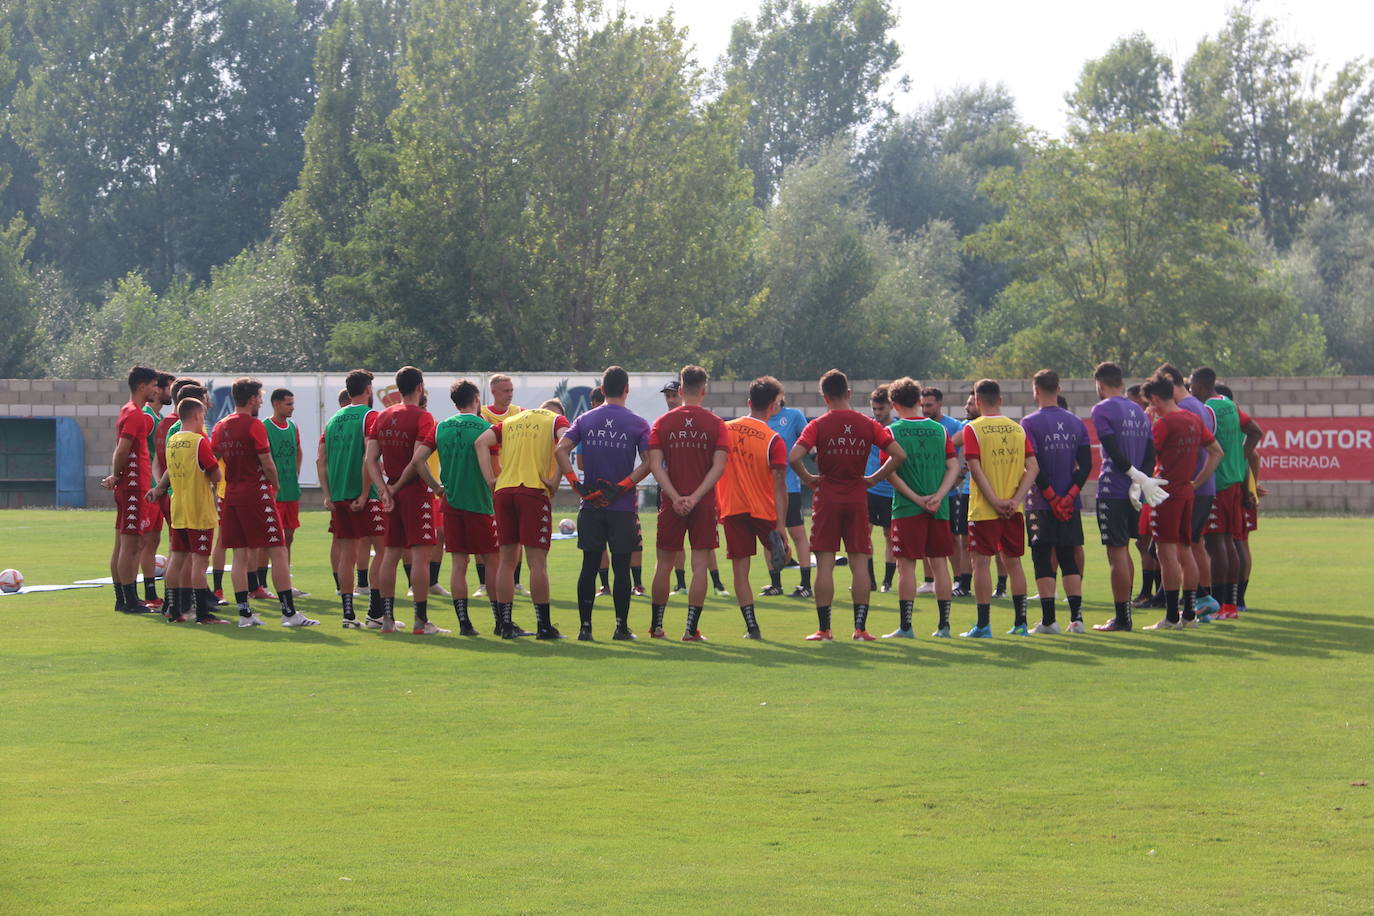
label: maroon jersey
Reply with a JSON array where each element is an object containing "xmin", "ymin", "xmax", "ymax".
[
  {"xmin": 648, "ymin": 405, "xmax": 729, "ymax": 496},
  {"xmin": 211, "ymin": 412, "xmax": 271, "ymax": 507},
  {"xmin": 796, "ymin": 409, "xmax": 895, "ymax": 502},
  {"xmin": 368, "ymin": 404, "xmax": 438, "ymax": 490},
  {"xmin": 116, "ymin": 401, "xmax": 154, "ymax": 491},
  {"xmin": 1152, "ymin": 409, "xmax": 1215, "ymax": 494}
]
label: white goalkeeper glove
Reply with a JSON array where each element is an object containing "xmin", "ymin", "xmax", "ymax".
[
  {"xmin": 1127, "ymin": 466, "xmax": 1170, "ymax": 507},
  {"xmin": 1128, "ymin": 481, "xmax": 1143, "ymax": 512}
]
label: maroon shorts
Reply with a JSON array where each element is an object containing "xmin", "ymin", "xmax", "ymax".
[
  {"xmin": 722, "ymin": 514, "xmax": 774, "ymax": 560},
  {"xmin": 275, "ymin": 500, "xmax": 300, "ymax": 531},
  {"xmin": 968, "ymin": 515, "xmax": 1025, "ymax": 557},
  {"xmin": 386, "ymin": 485, "xmax": 438, "ymax": 548},
  {"xmin": 494, "ymin": 487, "xmax": 553, "ymax": 549},
  {"xmin": 891, "ymin": 513, "xmax": 954, "ymax": 559},
  {"xmin": 809, "ymin": 495, "xmax": 871, "ymax": 555},
  {"xmin": 219, "ymin": 501, "xmax": 284, "ymax": 550},
  {"xmin": 442, "ymin": 505, "xmax": 500, "ymax": 556},
  {"xmin": 657, "ymin": 495, "xmax": 719, "ymax": 552},
  {"xmin": 1207, "ymin": 483, "xmax": 1245, "ymax": 538},
  {"xmin": 1240, "ymin": 500, "xmax": 1257, "ymax": 540},
  {"xmin": 433, "ymin": 495, "xmax": 445, "ymax": 531},
  {"xmin": 170, "ymin": 527, "xmax": 214, "ymax": 556},
  {"xmin": 141, "ymin": 491, "xmax": 165, "ymax": 533},
  {"xmin": 1142, "ymin": 492, "xmax": 1194, "ymax": 545},
  {"xmin": 115, "ymin": 488, "xmax": 151, "ymax": 535},
  {"xmin": 330, "ymin": 498, "xmax": 387, "ymax": 540}
]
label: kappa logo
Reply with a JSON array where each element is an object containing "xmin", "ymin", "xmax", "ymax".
[
  {"xmin": 844, "ymin": 424, "xmax": 853, "ymax": 435},
  {"xmin": 684, "ymin": 416, "xmax": 694, "ymax": 428},
  {"xmin": 267, "ymin": 526, "xmax": 278, "ymax": 533},
  {"xmin": 604, "ymin": 419, "xmax": 615, "ymax": 428}
]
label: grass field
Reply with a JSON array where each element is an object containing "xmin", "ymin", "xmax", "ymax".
[{"xmin": 1, "ymin": 509, "xmax": 1371, "ymax": 913}]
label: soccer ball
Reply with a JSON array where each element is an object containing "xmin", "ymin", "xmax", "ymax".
[
  {"xmin": 0, "ymin": 568, "xmax": 22, "ymax": 593},
  {"xmin": 154, "ymin": 554, "xmax": 168, "ymax": 578},
  {"xmin": 558, "ymin": 518, "xmax": 575, "ymax": 535}
]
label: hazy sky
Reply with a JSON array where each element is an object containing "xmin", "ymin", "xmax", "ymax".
[{"xmin": 618, "ymin": 0, "xmax": 1373, "ymax": 135}]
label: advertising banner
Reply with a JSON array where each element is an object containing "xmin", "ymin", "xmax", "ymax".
[{"xmin": 1252, "ymin": 417, "xmax": 1374, "ymax": 481}]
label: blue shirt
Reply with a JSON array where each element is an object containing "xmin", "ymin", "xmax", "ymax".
[
  {"xmin": 866, "ymin": 444, "xmax": 894, "ymax": 498},
  {"xmin": 768, "ymin": 407, "xmax": 808, "ymax": 494},
  {"xmin": 934, "ymin": 414, "xmax": 967, "ymax": 496}
]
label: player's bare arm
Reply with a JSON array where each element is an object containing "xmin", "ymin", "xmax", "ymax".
[
  {"xmin": 682, "ymin": 449, "xmax": 728, "ymax": 512},
  {"xmin": 474, "ymin": 428, "xmax": 499, "ymax": 488},
  {"xmin": 921, "ymin": 456, "xmax": 961, "ymax": 514},
  {"xmin": 1192, "ymin": 440, "xmax": 1224, "ymax": 491},
  {"xmin": 103, "ymin": 437, "xmax": 134, "ymax": 489},
  {"xmin": 316, "ymin": 437, "xmax": 332, "ymax": 508},
  {"xmin": 146, "ymin": 468, "xmax": 171, "ymax": 502},
  {"xmin": 1010, "ymin": 455, "xmax": 1039, "ymax": 517},
  {"xmin": 647, "ymin": 448, "xmax": 681, "ymax": 503},
  {"xmin": 863, "ymin": 440, "xmax": 906, "ymax": 488},
  {"xmin": 257, "ymin": 449, "xmax": 281, "ymax": 493},
  {"xmin": 363, "ymin": 438, "xmax": 389, "ymax": 511},
  {"xmin": 409, "ymin": 443, "xmax": 442, "ymax": 498}
]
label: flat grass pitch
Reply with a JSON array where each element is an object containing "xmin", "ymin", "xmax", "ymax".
[{"xmin": 1, "ymin": 509, "xmax": 1371, "ymax": 913}]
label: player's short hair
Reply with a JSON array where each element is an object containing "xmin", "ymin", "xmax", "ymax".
[
  {"xmin": 177, "ymin": 398, "xmax": 205, "ymax": 421},
  {"xmin": 601, "ymin": 366, "xmax": 629, "ymax": 398},
  {"xmin": 540, "ymin": 397, "xmax": 565, "ymax": 415},
  {"xmin": 889, "ymin": 377, "xmax": 922, "ymax": 408},
  {"xmin": 1033, "ymin": 369, "xmax": 1060, "ymax": 393},
  {"xmin": 231, "ymin": 377, "xmax": 263, "ymax": 407},
  {"xmin": 1057, "ymin": 395, "xmax": 1069, "ymax": 409},
  {"xmin": 974, "ymin": 378, "xmax": 1001, "ymax": 406},
  {"xmin": 1126, "ymin": 384, "xmax": 1142, "ymax": 399},
  {"xmin": 1142, "ymin": 375, "xmax": 1175, "ymax": 402},
  {"xmin": 679, "ymin": 365, "xmax": 708, "ymax": 394},
  {"xmin": 155, "ymin": 372, "xmax": 176, "ymax": 389},
  {"xmin": 870, "ymin": 384, "xmax": 890, "ymax": 405},
  {"xmin": 450, "ymin": 379, "xmax": 480, "ymax": 409},
  {"xmin": 1215, "ymin": 383, "xmax": 1234, "ymax": 400},
  {"xmin": 170, "ymin": 377, "xmax": 200, "ymax": 401},
  {"xmin": 749, "ymin": 376, "xmax": 782, "ymax": 411},
  {"xmin": 127, "ymin": 366, "xmax": 158, "ymax": 391},
  {"xmin": 590, "ymin": 387, "xmax": 606, "ymax": 406},
  {"xmin": 1155, "ymin": 363, "xmax": 1185, "ymax": 388},
  {"xmin": 1093, "ymin": 362, "xmax": 1124, "ymax": 388},
  {"xmin": 1190, "ymin": 366, "xmax": 1217, "ymax": 390},
  {"xmin": 920, "ymin": 386, "xmax": 943, "ymax": 402},
  {"xmin": 489, "ymin": 374, "xmax": 513, "ymax": 389},
  {"xmin": 820, "ymin": 369, "xmax": 848, "ymax": 400},
  {"xmin": 270, "ymin": 388, "xmax": 293, "ymax": 404},
  {"xmin": 395, "ymin": 365, "xmax": 423, "ymax": 396},
  {"xmin": 345, "ymin": 369, "xmax": 374, "ymax": 397},
  {"xmin": 337, "ymin": 387, "xmax": 350, "ymax": 407},
  {"xmin": 176, "ymin": 384, "xmax": 207, "ymax": 406}
]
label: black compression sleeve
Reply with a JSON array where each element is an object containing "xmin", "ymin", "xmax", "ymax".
[
  {"xmin": 1099, "ymin": 433, "xmax": 1134, "ymax": 476},
  {"xmin": 1072, "ymin": 443, "xmax": 1093, "ymax": 489}
]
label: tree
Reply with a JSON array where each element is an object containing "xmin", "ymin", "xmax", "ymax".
[
  {"xmin": 968, "ymin": 128, "xmax": 1328, "ymax": 377},
  {"xmin": 723, "ymin": 0, "xmax": 902, "ymax": 206},
  {"xmin": 1281, "ymin": 194, "xmax": 1374, "ymax": 374},
  {"xmin": 1067, "ymin": 33, "xmax": 1177, "ymax": 133}
]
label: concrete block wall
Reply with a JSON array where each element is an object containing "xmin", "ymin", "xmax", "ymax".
[{"xmin": 1, "ymin": 378, "xmax": 130, "ymax": 507}]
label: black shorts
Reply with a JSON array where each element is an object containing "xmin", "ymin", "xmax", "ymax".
[
  {"xmin": 577, "ymin": 508, "xmax": 641, "ymax": 555},
  {"xmin": 1096, "ymin": 498, "xmax": 1140, "ymax": 548},
  {"xmin": 867, "ymin": 492, "xmax": 892, "ymax": 529},
  {"xmin": 1190, "ymin": 495, "xmax": 1214, "ymax": 542},
  {"xmin": 948, "ymin": 493, "xmax": 969, "ymax": 536},
  {"xmin": 785, "ymin": 491, "xmax": 804, "ymax": 529},
  {"xmin": 1026, "ymin": 509, "xmax": 1084, "ymax": 548}
]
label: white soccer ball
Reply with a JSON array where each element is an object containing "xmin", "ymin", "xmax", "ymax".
[
  {"xmin": 154, "ymin": 554, "xmax": 168, "ymax": 578},
  {"xmin": 558, "ymin": 518, "xmax": 576, "ymax": 535},
  {"xmin": 0, "ymin": 568, "xmax": 23, "ymax": 593}
]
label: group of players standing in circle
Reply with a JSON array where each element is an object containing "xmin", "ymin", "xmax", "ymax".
[{"xmin": 101, "ymin": 358, "xmax": 1263, "ymax": 640}]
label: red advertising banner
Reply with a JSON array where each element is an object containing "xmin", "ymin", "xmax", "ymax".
[{"xmin": 1254, "ymin": 417, "xmax": 1374, "ymax": 481}]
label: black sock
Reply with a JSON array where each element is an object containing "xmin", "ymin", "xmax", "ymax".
[
  {"xmin": 500, "ymin": 601, "xmax": 514, "ymax": 629},
  {"xmin": 1140, "ymin": 569, "xmax": 1156, "ymax": 594},
  {"xmin": 535, "ymin": 602, "xmax": 552, "ymax": 630},
  {"xmin": 685, "ymin": 604, "xmax": 704, "ymax": 634},
  {"xmin": 883, "ymin": 562, "xmax": 896, "ymax": 588},
  {"xmin": 247, "ymin": 570, "xmax": 259, "ymax": 592},
  {"xmin": 899, "ymin": 599, "xmax": 914, "ymax": 631},
  {"xmin": 710, "ymin": 569, "xmax": 724, "ymax": 591},
  {"xmin": 959, "ymin": 572, "xmax": 972, "ymax": 592},
  {"xmin": 923, "ymin": 576, "xmax": 934, "ymax": 585},
  {"xmin": 599, "ymin": 568, "xmax": 609, "ymax": 589},
  {"xmin": 996, "ymin": 575, "xmax": 1007, "ymax": 593},
  {"xmin": 853, "ymin": 603, "xmax": 869, "ymax": 631},
  {"xmin": 1040, "ymin": 596, "xmax": 1056, "ymax": 626},
  {"xmin": 867, "ymin": 558, "xmax": 876, "ymax": 590},
  {"xmin": 651, "ymin": 603, "xmax": 666, "ymax": 631},
  {"xmin": 631, "ymin": 565, "xmax": 643, "ymax": 588},
  {"xmin": 382, "ymin": 596, "xmax": 395, "ymax": 619},
  {"xmin": 675, "ymin": 569, "xmax": 686, "ymax": 590},
  {"xmin": 1182, "ymin": 589, "xmax": 1196, "ymax": 621},
  {"xmin": 341, "ymin": 592, "xmax": 355, "ymax": 619},
  {"xmin": 165, "ymin": 587, "xmax": 181, "ymax": 617},
  {"xmin": 414, "ymin": 600, "xmax": 428, "ymax": 624},
  {"xmin": 579, "ymin": 595, "xmax": 594, "ymax": 627},
  {"xmin": 256, "ymin": 566, "xmax": 268, "ymax": 589},
  {"xmin": 403, "ymin": 563, "xmax": 413, "ymax": 586},
  {"xmin": 195, "ymin": 587, "xmax": 214, "ymax": 619},
  {"xmin": 1012, "ymin": 594, "xmax": 1027, "ymax": 627},
  {"xmin": 429, "ymin": 561, "xmax": 441, "ymax": 587},
  {"xmin": 213, "ymin": 569, "xmax": 224, "ymax": 592},
  {"xmin": 800, "ymin": 567, "xmax": 812, "ymax": 588},
  {"xmin": 125, "ymin": 583, "xmax": 142, "ymax": 610},
  {"xmin": 770, "ymin": 569, "xmax": 782, "ymax": 589},
  {"xmin": 113, "ymin": 581, "xmax": 127, "ymax": 611},
  {"xmin": 1165, "ymin": 589, "xmax": 1180, "ymax": 623},
  {"xmin": 1219, "ymin": 581, "xmax": 1234, "ymax": 606},
  {"xmin": 740, "ymin": 603, "xmax": 758, "ymax": 632},
  {"xmin": 1114, "ymin": 600, "xmax": 1131, "ymax": 627},
  {"xmin": 235, "ymin": 590, "xmax": 251, "ymax": 617},
  {"xmin": 332, "ymin": 571, "xmax": 340, "ymax": 589},
  {"xmin": 816, "ymin": 604, "xmax": 831, "ymax": 632},
  {"xmin": 1197, "ymin": 584, "xmax": 1211, "ymax": 600},
  {"xmin": 453, "ymin": 598, "xmax": 471, "ymax": 628},
  {"xmin": 369, "ymin": 589, "xmax": 383, "ymax": 619},
  {"xmin": 1067, "ymin": 595, "xmax": 1082, "ymax": 622},
  {"xmin": 279, "ymin": 590, "xmax": 295, "ymax": 616},
  {"xmin": 357, "ymin": 568, "xmax": 368, "ymax": 589},
  {"xmin": 514, "ymin": 560, "xmax": 522, "ymax": 585},
  {"xmin": 1237, "ymin": 578, "xmax": 1249, "ymax": 606},
  {"xmin": 143, "ymin": 576, "xmax": 158, "ymax": 600},
  {"xmin": 491, "ymin": 600, "xmax": 502, "ymax": 629},
  {"xmin": 476, "ymin": 563, "xmax": 486, "ymax": 586},
  {"xmin": 937, "ymin": 599, "xmax": 952, "ymax": 629},
  {"xmin": 977, "ymin": 603, "xmax": 990, "ymax": 629}
]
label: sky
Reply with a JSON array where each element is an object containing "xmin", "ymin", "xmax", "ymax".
[{"xmin": 616, "ymin": 0, "xmax": 1374, "ymax": 136}]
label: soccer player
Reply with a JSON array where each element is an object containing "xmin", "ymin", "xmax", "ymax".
[
  {"xmin": 865, "ymin": 385, "xmax": 897, "ymax": 594},
  {"xmin": 479, "ymin": 374, "xmax": 526, "ymax": 597},
  {"xmin": 145, "ymin": 397, "xmax": 228, "ymax": 624},
  {"xmin": 789, "ymin": 368, "xmax": 905, "ymax": 642},
  {"xmin": 409, "ymin": 380, "xmax": 498, "ymax": 636},
  {"xmin": 657, "ymin": 379, "xmax": 730, "ymax": 598},
  {"xmin": 101, "ymin": 366, "xmax": 161, "ymax": 614},
  {"xmin": 647, "ymin": 365, "xmax": 729, "ymax": 640},
  {"xmin": 264, "ymin": 388, "xmax": 307, "ymax": 599},
  {"xmin": 148, "ymin": 376, "xmax": 199, "ymax": 607},
  {"xmin": 1087, "ymin": 362, "xmax": 1160, "ymax": 632},
  {"xmin": 475, "ymin": 398, "xmax": 570, "ymax": 639},
  {"xmin": 960, "ymin": 379, "xmax": 1037, "ymax": 638},
  {"xmin": 1216, "ymin": 383, "xmax": 1263, "ymax": 612},
  {"xmin": 1157, "ymin": 363, "xmax": 1219, "ymax": 617},
  {"xmin": 211, "ymin": 378, "xmax": 314, "ymax": 627},
  {"xmin": 365, "ymin": 366, "xmax": 444, "ymax": 634},
  {"xmin": 766, "ymin": 391, "xmax": 812, "ymax": 598},
  {"xmin": 1020, "ymin": 370, "xmax": 1092, "ymax": 634},
  {"xmin": 136, "ymin": 372, "xmax": 176, "ymax": 610},
  {"xmin": 556, "ymin": 366, "xmax": 652, "ymax": 641},
  {"xmin": 884, "ymin": 377, "xmax": 959, "ymax": 638},
  {"xmin": 718, "ymin": 376, "xmax": 789, "ymax": 639},
  {"xmin": 1139, "ymin": 374, "xmax": 1223, "ymax": 630},
  {"xmin": 1190, "ymin": 369, "xmax": 1262, "ymax": 621},
  {"xmin": 920, "ymin": 386, "xmax": 969, "ymax": 596},
  {"xmin": 320, "ymin": 369, "xmax": 389, "ymax": 628}
]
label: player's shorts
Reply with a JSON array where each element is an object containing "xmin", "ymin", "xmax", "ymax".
[
  {"xmin": 657, "ymin": 494, "xmax": 719, "ymax": 552},
  {"xmin": 1190, "ymin": 494, "xmax": 1213, "ymax": 542},
  {"xmin": 141, "ymin": 490, "xmax": 165, "ymax": 532},
  {"xmin": 170, "ymin": 527, "xmax": 214, "ymax": 556},
  {"xmin": 494, "ymin": 486, "xmax": 553, "ymax": 550},
  {"xmin": 948, "ymin": 492, "xmax": 969, "ymax": 536},
  {"xmin": 891, "ymin": 513, "xmax": 953, "ymax": 559},
  {"xmin": 432, "ymin": 494, "xmax": 444, "ymax": 532},
  {"xmin": 441, "ymin": 505, "xmax": 499, "ymax": 556},
  {"xmin": 579, "ymin": 508, "xmax": 641, "ymax": 555},
  {"xmin": 1096, "ymin": 497, "xmax": 1140, "ymax": 548},
  {"xmin": 330, "ymin": 498, "xmax": 387, "ymax": 540},
  {"xmin": 1142, "ymin": 492, "xmax": 1195, "ymax": 545},
  {"xmin": 114, "ymin": 488, "xmax": 152, "ymax": 535},
  {"xmin": 386, "ymin": 484, "xmax": 438, "ymax": 548},
  {"xmin": 275, "ymin": 500, "xmax": 300, "ymax": 531},
  {"xmin": 722, "ymin": 513, "xmax": 776, "ymax": 560},
  {"xmin": 809, "ymin": 495, "xmax": 871, "ymax": 555},
  {"xmin": 1207, "ymin": 483, "xmax": 1245, "ymax": 538},
  {"xmin": 867, "ymin": 491, "xmax": 893, "ymax": 529},
  {"xmin": 1026, "ymin": 509, "xmax": 1084, "ymax": 549},
  {"xmin": 968, "ymin": 514, "xmax": 1025, "ymax": 557},
  {"xmin": 219, "ymin": 501, "xmax": 284, "ymax": 550},
  {"xmin": 785, "ymin": 491, "xmax": 803, "ymax": 528},
  {"xmin": 1240, "ymin": 499, "xmax": 1257, "ymax": 540}
]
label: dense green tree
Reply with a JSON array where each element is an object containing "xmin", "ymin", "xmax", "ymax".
[
  {"xmin": 1281, "ymin": 194, "xmax": 1374, "ymax": 374},
  {"xmin": 1067, "ymin": 33, "xmax": 1178, "ymax": 133}
]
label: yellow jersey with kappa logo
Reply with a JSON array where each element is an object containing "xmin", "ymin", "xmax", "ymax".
[{"xmin": 963, "ymin": 415, "xmax": 1034, "ymax": 522}]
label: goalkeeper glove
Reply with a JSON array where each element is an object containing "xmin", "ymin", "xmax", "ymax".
[
  {"xmin": 1128, "ymin": 482, "xmax": 1143, "ymax": 512},
  {"xmin": 596, "ymin": 476, "xmax": 636, "ymax": 504},
  {"xmin": 1040, "ymin": 486, "xmax": 1058, "ymax": 504},
  {"xmin": 564, "ymin": 472, "xmax": 603, "ymax": 504},
  {"xmin": 1127, "ymin": 466, "xmax": 1170, "ymax": 507}
]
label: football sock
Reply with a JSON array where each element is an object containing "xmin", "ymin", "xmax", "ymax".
[
  {"xmin": 340, "ymin": 592, "xmax": 355, "ymax": 619},
  {"xmin": 1040, "ymin": 596, "xmax": 1056, "ymax": 626},
  {"xmin": 1165, "ymin": 589, "xmax": 1180, "ymax": 623},
  {"xmin": 195, "ymin": 587, "xmax": 215, "ymax": 619},
  {"xmin": 675, "ymin": 569, "xmax": 686, "ymax": 590},
  {"xmin": 816, "ymin": 604, "xmax": 832, "ymax": 632},
  {"xmin": 740, "ymin": 604, "xmax": 758, "ymax": 632},
  {"xmin": 499, "ymin": 601, "xmax": 514, "ymax": 629},
  {"xmin": 1237, "ymin": 578, "xmax": 1249, "ymax": 606},
  {"xmin": 598, "ymin": 568, "xmax": 609, "ymax": 589},
  {"xmin": 1114, "ymin": 601, "xmax": 1131, "ymax": 627},
  {"xmin": 883, "ymin": 563, "xmax": 896, "ymax": 588},
  {"xmin": 143, "ymin": 576, "xmax": 158, "ymax": 600},
  {"xmin": 800, "ymin": 567, "xmax": 812, "ymax": 589},
  {"xmin": 369, "ymin": 589, "xmax": 383, "ymax": 619},
  {"xmin": 535, "ymin": 603, "xmax": 551, "ymax": 630},
  {"xmin": 631, "ymin": 565, "xmax": 643, "ymax": 588},
  {"xmin": 937, "ymin": 599, "xmax": 952, "ymax": 629},
  {"xmin": 853, "ymin": 603, "xmax": 869, "ymax": 631},
  {"xmin": 924, "ymin": 576, "xmax": 934, "ymax": 585},
  {"xmin": 452, "ymin": 598, "xmax": 472, "ymax": 629},
  {"xmin": 1219, "ymin": 581, "xmax": 1234, "ymax": 605},
  {"xmin": 1197, "ymin": 585, "xmax": 1211, "ymax": 600},
  {"xmin": 1182, "ymin": 590, "xmax": 1196, "ymax": 621},
  {"xmin": 113, "ymin": 581, "xmax": 126, "ymax": 611},
  {"xmin": 976, "ymin": 603, "xmax": 991, "ymax": 629},
  {"xmin": 1067, "ymin": 595, "xmax": 1082, "ymax": 622},
  {"xmin": 577, "ymin": 551, "xmax": 599, "ymax": 626},
  {"xmin": 491, "ymin": 600, "xmax": 502, "ymax": 629},
  {"xmin": 256, "ymin": 566, "xmax": 268, "ymax": 588},
  {"xmin": 959, "ymin": 573, "xmax": 972, "ymax": 592},
  {"xmin": 278, "ymin": 590, "xmax": 295, "ymax": 615},
  {"xmin": 429, "ymin": 561, "xmax": 441, "ymax": 587},
  {"xmin": 212, "ymin": 569, "xmax": 224, "ymax": 592},
  {"xmin": 476, "ymin": 563, "xmax": 486, "ymax": 586},
  {"xmin": 685, "ymin": 604, "xmax": 704, "ymax": 635},
  {"xmin": 124, "ymin": 583, "xmax": 141, "ymax": 610},
  {"xmin": 996, "ymin": 575, "xmax": 1007, "ymax": 593},
  {"xmin": 1012, "ymin": 594, "xmax": 1028, "ymax": 627},
  {"xmin": 357, "ymin": 568, "xmax": 368, "ymax": 589},
  {"xmin": 770, "ymin": 569, "xmax": 782, "ymax": 589},
  {"xmin": 235, "ymin": 590, "xmax": 251, "ymax": 618},
  {"xmin": 382, "ymin": 596, "xmax": 395, "ymax": 619},
  {"xmin": 414, "ymin": 600, "xmax": 428, "ymax": 624},
  {"xmin": 651, "ymin": 603, "xmax": 666, "ymax": 632},
  {"xmin": 247, "ymin": 570, "xmax": 259, "ymax": 592},
  {"xmin": 611, "ymin": 553, "xmax": 632, "ymax": 624},
  {"xmin": 899, "ymin": 599, "xmax": 914, "ymax": 631},
  {"xmin": 514, "ymin": 561, "xmax": 522, "ymax": 586},
  {"xmin": 867, "ymin": 558, "xmax": 877, "ymax": 590},
  {"xmin": 403, "ymin": 563, "xmax": 413, "ymax": 586},
  {"xmin": 710, "ymin": 569, "xmax": 725, "ymax": 591}
]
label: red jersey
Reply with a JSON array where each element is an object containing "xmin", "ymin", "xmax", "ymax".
[
  {"xmin": 211, "ymin": 412, "xmax": 271, "ymax": 507},
  {"xmin": 796, "ymin": 409, "xmax": 895, "ymax": 502},
  {"xmin": 648, "ymin": 405, "xmax": 729, "ymax": 496},
  {"xmin": 116, "ymin": 401, "xmax": 154, "ymax": 491},
  {"xmin": 154, "ymin": 413, "xmax": 179, "ymax": 476},
  {"xmin": 368, "ymin": 403, "xmax": 438, "ymax": 490},
  {"xmin": 1152, "ymin": 409, "xmax": 1215, "ymax": 493}
]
